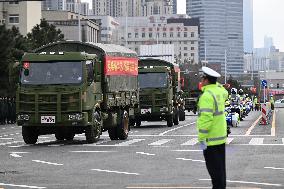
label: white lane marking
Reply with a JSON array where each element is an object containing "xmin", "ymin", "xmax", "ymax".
[
  {"xmin": 227, "ymin": 138, "xmax": 234, "ymax": 144},
  {"xmin": 0, "ymin": 138, "xmax": 14, "ymax": 140},
  {"xmin": 38, "ymin": 136, "xmax": 50, "ymax": 139},
  {"xmin": 91, "ymin": 168, "xmax": 140, "ymax": 175},
  {"xmin": 0, "ymin": 141, "xmax": 22, "ymax": 146},
  {"xmin": 136, "ymin": 152, "xmax": 155, "ymax": 156},
  {"xmin": 158, "ymin": 122, "xmax": 196, "ymax": 136},
  {"xmin": 172, "ymin": 150, "xmax": 202, "ymax": 152},
  {"xmin": 249, "ymin": 138, "xmax": 264, "ymax": 145},
  {"xmin": 199, "ymin": 179, "xmax": 282, "ymax": 187},
  {"xmin": 245, "ymin": 115, "xmax": 262, "ymax": 136},
  {"xmin": 10, "ymin": 134, "xmax": 14, "ymax": 136},
  {"xmin": 115, "ymin": 139, "xmax": 145, "ymax": 146},
  {"xmin": 9, "ymin": 150, "xmax": 29, "ymax": 156},
  {"xmin": 126, "ymin": 187, "xmax": 211, "ymax": 189},
  {"xmin": 3, "ymin": 135, "xmax": 8, "ymax": 137},
  {"xmin": 10, "ymin": 153, "xmax": 22, "ymax": 158},
  {"xmin": 176, "ymin": 158, "xmax": 205, "ymax": 163},
  {"xmin": 181, "ymin": 138, "xmax": 198, "ymax": 146},
  {"xmin": 282, "ymin": 138, "xmax": 284, "ymax": 144},
  {"xmin": 264, "ymin": 167, "xmax": 284, "ymax": 170},
  {"xmin": 0, "ymin": 183, "xmax": 46, "ymax": 189},
  {"xmin": 32, "ymin": 160, "xmax": 63, "ymax": 166},
  {"xmin": 11, "ymin": 127, "xmax": 15, "ymax": 128},
  {"xmin": 15, "ymin": 132, "xmax": 20, "ymax": 135},
  {"xmin": 70, "ymin": 151, "xmax": 116, "ymax": 153},
  {"xmin": 148, "ymin": 139, "xmax": 173, "ymax": 146}
]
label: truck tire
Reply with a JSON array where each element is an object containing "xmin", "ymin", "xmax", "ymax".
[
  {"xmin": 117, "ymin": 110, "xmax": 129, "ymax": 140},
  {"xmin": 22, "ymin": 127, "xmax": 38, "ymax": 144},
  {"xmin": 86, "ymin": 111, "xmax": 102, "ymax": 143},
  {"xmin": 179, "ymin": 108, "xmax": 185, "ymax": 121},
  {"xmin": 135, "ymin": 118, "xmax": 141, "ymax": 127},
  {"xmin": 55, "ymin": 130, "xmax": 64, "ymax": 141},
  {"xmin": 173, "ymin": 110, "xmax": 179, "ymax": 125},
  {"xmin": 85, "ymin": 125, "xmax": 97, "ymax": 143},
  {"xmin": 167, "ymin": 114, "xmax": 173, "ymax": 127},
  {"xmin": 64, "ymin": 132, "xmax": 75, "ymax": 141},
  {"xmin": 108, "ymin": 128, "xmax": 118, "ymax": 140}
]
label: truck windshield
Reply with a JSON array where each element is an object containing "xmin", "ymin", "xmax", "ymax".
[
  {"xmin": 21, "ymin": 61, "xmax": 83, "ymax": 85},
  {"xmin": 138, "ymin": 72, "xmax": 168, "ymax": 88}
]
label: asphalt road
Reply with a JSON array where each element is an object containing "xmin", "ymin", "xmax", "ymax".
[{"xmin": 0, "ymin": 108, "xmax": 284, "ymax": 189}]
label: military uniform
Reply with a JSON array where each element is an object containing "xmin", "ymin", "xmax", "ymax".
[{"xmin": 197, "ymin": 67, "xmax": 227, "ymax": 189}]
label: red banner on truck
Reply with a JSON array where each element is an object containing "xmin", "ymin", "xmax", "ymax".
[{"xmin": 104, "ymin": 56, "xmax": 138, "ymax": 76}]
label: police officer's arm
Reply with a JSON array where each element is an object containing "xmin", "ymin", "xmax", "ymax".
[{"xmin": 197, "ymin": 93, "xmax": 214, "ymax": 142}]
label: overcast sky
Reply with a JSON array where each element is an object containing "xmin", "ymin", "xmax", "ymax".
[{"xmin": 82, "ymin": 0, "xmax": 284, "ymax": 51}]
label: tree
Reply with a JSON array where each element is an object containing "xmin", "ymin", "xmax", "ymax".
[
  {"xmin": 0, "ymin": 26, "xmax": 29, "ymax": 96},
  {"xmin": 27, "ymin": 19, "xmax": 64, "ymax": 50}
]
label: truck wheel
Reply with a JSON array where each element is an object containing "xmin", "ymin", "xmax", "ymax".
[
  {"xmin": 65, "ymin": 132, "xmax": 75, "ymax": 141},
  {"xmin": 55, "ymin": 130, "xmax": 64, "ymax": 141},
  {"xmin": 108, "ymin": 128, "xmax": 118, "ymax": 140},
  {"xmin": 22, "ymin": 127, "xmax": 38, "ymax": 144},
  {"xmin": 86, "ymin": 111, "xmax": 102, "ymax": 143},
  {"xmin": 117, "ymin": 110, "xmax": 129, "ymax": 140},
  {"xmin": 179, "ymin": 108, "xmax": 185, "ymax": 121},
  {"xmin": 135, "ymin": 118, "xmax": 141, "ymax": 127},
  {"xmin": 86, "ymin": 125, "xmax": 96, "ymax": 143},
  {"xmin": 167, "ymin": 114, "xmax": 173, "ymax": 127},
  {"xmin": 173, "ymin": 111, "xmax": 179, "ymax": 125}
]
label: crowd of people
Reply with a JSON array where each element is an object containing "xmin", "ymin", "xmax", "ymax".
[{"xmin": 0, "ymin": 97, "xmax": 16, "ymax": 125}]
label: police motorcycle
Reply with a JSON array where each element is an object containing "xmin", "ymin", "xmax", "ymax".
[
  {"xmin": 225, "ymin": 101, "xmax": 240, "ymax": 128},
  {"xmin": 230, "ymin": 88, "xmax": 244, "ymax": 121}
]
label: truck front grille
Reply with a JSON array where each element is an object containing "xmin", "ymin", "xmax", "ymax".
[{"xmin": 18, "ymin": 92, "xmax": 80, "ymax": 113}]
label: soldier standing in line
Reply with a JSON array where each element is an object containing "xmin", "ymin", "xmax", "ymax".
[
  {"xmin": 11, "ymin": 97, "xmax": 16, "ymax": 124},
  {"xmin": 3, "ymin": 97, "xmax": 8, "ymax": 124},
  {"xmin": 7, "ymin": 97, "xmax": 12, "ymax": 124},
  {"xmin": 0, "ymin": 97, "xmax": 3, "ymax": 124}
]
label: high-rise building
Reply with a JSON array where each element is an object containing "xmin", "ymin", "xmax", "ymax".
[
  {"xmin": 264, "ymin": 35, "xmax": 274, "ymax": 49},
  {"xmin": 42, "ymin": 0, "xmax": 67, "ymax": 11},
  {"xmin": 186, "ymin": 0, "xmax": 244, "ymax": 76},
  {"xmin": 243, "ymin": 0, "xmax": 253, "ymax": 53},
  {"xmin": 92, "ymin": 0, "xmax": 173, "ymax": 17},
  {"xmin": 173, "ymin": 0, "xmax": 177, "ymax": 14}
]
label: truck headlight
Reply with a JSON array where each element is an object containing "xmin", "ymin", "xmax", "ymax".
[
  {"xmin": 68, "ymin": 113, "xmax": 83, "ymax": 121},
  {"xmin": 17, "ymin": 114, "xmax": 30, "ymax": 121}
]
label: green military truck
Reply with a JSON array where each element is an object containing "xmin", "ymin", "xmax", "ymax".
[
  {"xmin": 16, "ymin": 41, "xmax": 139, "ymax": 144},
  {"xmin": 180, "ymin": 71, "xmax": 200, "ymax": 114},
  {"xmin": 134, "ymin": 58, "xmax": 185, "ymax": 127}
]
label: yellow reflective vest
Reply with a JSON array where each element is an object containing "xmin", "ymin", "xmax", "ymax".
[
  {"xmin": 197, "ymin": 84, "xmax": 227, "ymax": 146},
  {"xmin": 270, "ymin": 97, "xmax": 275, "ymax": 105}
]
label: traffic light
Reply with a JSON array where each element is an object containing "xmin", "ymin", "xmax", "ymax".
[{"xmin": 277, "ymin": 83, "xmax": 279, "ymax": 88}]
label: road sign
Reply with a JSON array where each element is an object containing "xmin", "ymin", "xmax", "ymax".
[{"xmin": 261, "ymin": 80, "xmax": 267, "ymax": 87}]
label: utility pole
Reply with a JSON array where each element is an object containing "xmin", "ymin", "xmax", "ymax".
[
  {"xmin": 78, "ymin": 2, "xmax": 81, "ymax": 42},
  {"xmin": 225, "ymin": 49, "xmax": 227, "ymax": 84}
]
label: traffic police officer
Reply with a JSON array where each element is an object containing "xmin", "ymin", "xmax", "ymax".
[{"xmin": 197, "ymin": 67, "xmax": 227, "ymax": 189}]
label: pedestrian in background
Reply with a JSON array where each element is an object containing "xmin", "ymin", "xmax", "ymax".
[{"xmin": 197, "ymin": 67, "xmax": 227, "ymax": 189}]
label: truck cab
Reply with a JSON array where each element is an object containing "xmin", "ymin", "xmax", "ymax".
[{"xmin": 134, "ymin": 58, "xmax": 185, "ymax": 127}]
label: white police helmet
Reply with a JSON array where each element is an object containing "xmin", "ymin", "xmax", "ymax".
[{"xmin": 201, "ymin": 67, "xmax": 221, "ymax": 78}]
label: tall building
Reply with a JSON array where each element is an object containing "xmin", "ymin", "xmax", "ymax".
[
  {"xmin": 112, "ymin": 14, "xmax": 199, "ymax": 64},
  {"xmin": 42, "ymin": 0, "xmax": 67, "ymax": 10},
  {"xmin": 173, "ymin": 0, "xmax": 177, "ymax": 14},
  {"xmin": 243, "ymin": 0, "xmax": 253, "ymax": 53},
  {"xmin": 0, "ymin": 1, "xmax": 41, "ymax": 35},
  {"xmin": 92, "ymin": 0, "xmax": 173, "ymax": 17},
  {"xmin": 186, "ymin": 0, "xmax": 244, "ymax": 76},
  {"xmin": 264, "ymin": 35, "xmax": 274, "ymax": 49}
]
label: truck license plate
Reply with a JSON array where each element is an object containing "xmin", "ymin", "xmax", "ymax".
[
  {"xmin": 141, "ymin": 108, "xmax": 151, "ymax": 114},
  {"xmin": 41, "ymin": 116, "xmax": 55, "ymax": 123}
]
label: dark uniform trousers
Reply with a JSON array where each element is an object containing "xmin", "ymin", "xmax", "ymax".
[{"xmin": 203, "ymin": 143, "xmax": 226, "ymax": 189}]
